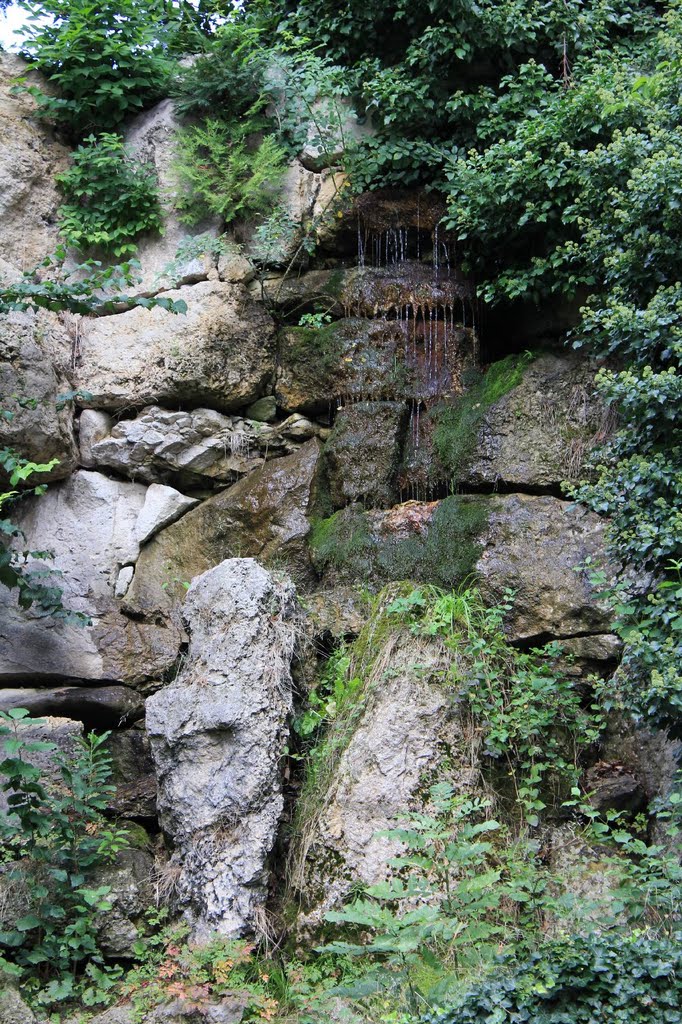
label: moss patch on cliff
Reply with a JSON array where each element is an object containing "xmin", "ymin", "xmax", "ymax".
[{"xmin": 432, "ymin": 351, "xmax": 535, "ymax": 484}]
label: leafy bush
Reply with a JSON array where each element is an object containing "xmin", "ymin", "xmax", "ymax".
[
  {"xmin": 56, "ymin": 133, "xmax": 163, "ymax": 256},
  {"xmin": 173, "ymin": 117, "xmax": 287, "ymax": 227},
  {"xmin": 0, "ymin": 709, "xmax": 129, "ymax": 1007},
  {"xmin": 424, "ymin": 931, "xmax": 682, "ymax": 1024},
  {"xmin": 17, "ymin": 0, "xmax": 177, "ymax": 136}
]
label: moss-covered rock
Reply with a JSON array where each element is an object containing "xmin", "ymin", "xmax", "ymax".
[{"xmin": 325, "ymin": 400, "xmax": 409, "ymax": 509}]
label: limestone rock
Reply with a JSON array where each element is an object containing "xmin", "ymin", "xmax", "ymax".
[
  {"xmin": 248, "ymin": 267, "xmax": 349, "ymax": 316},
  {"xmin": 292, "ymin": 633, "xmax": 473, "ymax": 925},
  {"xmin": 84, "ymin": 996, "xmax": 247, "ymax": 1024},
  {"xmin": 80, "ymin": 404, "xmax": 319, "ymax": 487},
  {"xmin": 126, "ymin": 439, "xmax": 321, "ymax": 620},
  {"xmin": 325, "ymin": 401, "xmax": 408, "ymax": 509},
  {"xmin": 123, "ymin": 99, "xmax": 221, "ymax": 293},
  {"xmin": 136, "ymin": 483, "xmax": 199, "ymax": 545},
  {"xmin": 245, "ymin": 395, "xmax": 277, "ymax": 422},
  {"xmin": 145, "ymin": 559, "xmax": 298, "ymax": 938},
  {"xmin": 0, "ymin": 53, "xmax": 69, "ymax": 273},
  {"xmin": 465, "ymin": 353, "xmax": 611, "ymax": 488},
  {"xmin": 95, "ymin": 846, "xmax": 156, "ymax": 956},
  {"xmin": 0, "ymin": 310, "xmax": 78, "ymax": 480},
  {"xmin": 0, "ymin": 975, "xmax": 36, "ymax": 1024},
  {"xmin": 311, "ymin": 494, "xmax": 612, "ymax": 640},
  {"xmin": 218, "ymin": 249, "xmax": 256, "ymax": 284},
  {"xmin": 0, "ymin": 716, "xmax": 82, "ymax": 816},
  {"xmin": 0, "ymin": 684, "xmax": 143, "ymax": 727},
  {"xmin": 73, "ymin": 280, "xmax": 276, "ymax": 412},
  {"xmin": 105, "ymin": 728, "xmax": 158, "ymax": 818},
  {"xmin": 0, "ymin": 471, "xmax": 180, "ymax": 685}
]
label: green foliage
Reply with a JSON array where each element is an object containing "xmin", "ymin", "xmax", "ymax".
[
  {"xmin": 425, "ymin": 931, "xmax": 682, "ymax": 1024},
  {"xmin": 0, "ymin": 709, "xmax": 129, "ymax": 1008},
  {"xmin": 16, "ymin": 0, "xmax": 178, "ymax": 136},
  {"xmin": 56, "ymin": 133, "xmax": 163, "ymax": 256},
  {"xmin": 173, "ymin": 117, "xmax": 287, "ymax": 227},
  {"xmin": 432, "ymin": 352, "xmax": 533, "ymax": 484}
]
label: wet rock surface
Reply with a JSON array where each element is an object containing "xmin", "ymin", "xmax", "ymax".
[
  {"xmin": 145, "ymin": 559, "xmax": 298, "ymax": 938},
  {"xmin": 325, "ymin": 401, "xmax": 408, "ymax": 509}
]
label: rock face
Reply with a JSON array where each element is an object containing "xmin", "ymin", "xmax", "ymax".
[
  {"xmin": 292, "ymin": 633, "xmax": 473, "ymax": 924},
  {"xmin": 0, "ymin": 310, "xmax": 78, "ymax": 480},
  {"xmin": 464, "ymin": 353, "xmax": 610, "ymax": 488},
  {"xmin": 325, "ymin": 401, "xmax": 408, "ymax": 509},
  {"xmin": 80, "ymin": 404, "xmax": 322, "ymax": 487},
  {"xmin": 127, "ymin": 439, "xmax": 321, "ymax": 620},
  {"xmin": 73, "ymin": 280, "xmax": 276, "ymax": 412},
  {"xmin": 0, "ymin": 471, "xmax": 180, "ymax": 685},
  {"xmin": 145, "ymin": 559, "xmax": 298, "ymax": 938},
  {"xmin": 0, "ymin": 53, "xmax": 69, "ymax": 274}
]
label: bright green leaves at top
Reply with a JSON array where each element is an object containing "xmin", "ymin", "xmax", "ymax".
[
  {"xmin": 16, "ymin": 0, "xmax": 178, "ymax": 137},
  {"xmin": 56, "ymin": 133, "xmax": 163, "ymax": 256}
]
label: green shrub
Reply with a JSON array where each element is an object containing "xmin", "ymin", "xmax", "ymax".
[
  {"xmin": 0, "ymin": 709, "xmax": 129, "ymax": 1008},
  {"xmin": 424, "ymin": 931, "xmax": 682, "ymax": 1024},
  {"xmin": 173, "ymin": 118, "xmax": 287, "ymax": 227},
  {"xmin": 17, "ymin": 0, "xmax": 177, "ymax": 136},
  {"xmin": 56, "ymin": 133, "xmax": 163, "ymax": 256}
]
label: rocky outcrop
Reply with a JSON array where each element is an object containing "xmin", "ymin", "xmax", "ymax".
[
  {"xmin": 463, "ymin": 353, "xmax": 610, "ymax": 488},
  {"xmin": 325, "ymin": 401, "xmax": 408, "ymax": 509},
  {"xmin": 126, "ymin": 439, "xmax": 321, "ymax": 620},
  {"xmin": 0, "ymin": 54, "xmax": 69, "ymax": 274},
  {"xmin": 0, "ymin": 684, "xmax": 143, "ymax": 727},
  {"xmin": 145, "ymin": 559, "xmax": 298, "ymax": 938},
  {"xmin": 292, "ymin": 632, "xmax": 474, "ymax": 925},
  {"xmin": 73, "ymin": 280, "xmax": 276, "ymax": 412},
  {"xmin": 0, "ymin": 471, "xmax": 181, "ymax": 685},
  {"xmin": 0, "ymin": 310, "xmax": 77, "ymax": 480},
  {"xmin": 80, "ymin": 404, "xmax": 324, "ymax": 487}
]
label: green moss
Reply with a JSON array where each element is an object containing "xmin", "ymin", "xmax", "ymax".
[
  {"xmin": 285, "ymin": 322, "xmax": 346, "ymax": 378},
  {"xmin": 432, "ymin": 351, "xmax": 535, "ymax": 482},
  {"xmin": 309, "ymin": 506, "xmax": 374, "ymax": 578}
]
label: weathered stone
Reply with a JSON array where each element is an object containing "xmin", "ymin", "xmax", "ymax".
[
  {"xmin": 248, "ymin": 267, "xmax": 349, "ymax": 316},
  {"xmin": 145, "ymin": 559, "xmax": 298, "ymax": 938},
  {"xmin": 0, "ymin": 974, "xmax": 36, "ymax": 1024},
  {"xmin": 218, "ymin": 249, "xmax": 256, "ymax": 284},
  {"xmin": 311, "ymin": 494, "xmax": 611, "ymax": 640},
  {"xmin": 79, "ymin": 409, "xmax": 114, "ymax": 467},
  {"xmin": 0, "ymin": 471, "xmax": 180, "ymax": 685},
  {"xmin": 73, "ymin": 280, "xmax": 276, "ymax": 412},
  {"xmin": 0, "ymin": 684, "xmax": 144, "ymax": 726},
  {"xmin": 245, "ymin": 395, "xmax": 277, "ymax": 422},
  {"xmin": 84, "ymin": 995, "xmax": 247, "ymax": 1024},
  {"xmin": 126, "ymin": 439, "xmax": 321, "ymax": 621},
  {"xmin": 584, "ymin": 761, "xmax": 646, "ymax": 814},
  {"xmin": 465, "ymin": 353, "xmax": 611, "ymax": 488},
  {"xmin": 136, "ymin": 483, "xmax": 199, "ymax": 545},
  {"xmin": 0, "ymin": 310, "xmax": 78, "ymax": 480},
  {"xmin": 277, "ymin": 317, "xmax": 472, "ymax": 415},
  {"xmin": 123, "ymin": 99, "xmax": 221, "ymax": 294},
  {"xmin": 80, "ymin": 404, "xmax": 320, "ymax": 487},
  {"xmin": 293, "ymin": 632, "xmax": 473, "ymax": 925},
  {"xmin": 115, "ymin": 565, "xmax": 135, "ymax": 597},
  {"xmin": 95, "ymin": 846, "xmax": 156, "ymax": 956},
  {"xmin": 105, "ymin": 727, "xmax": 158, "ymax": 818},
  {"xmin": 0, "ymin": 53, "xmax": 69, "ymax": 274},
  {"xmin": 325, "ymin": 401, "xmax": 408, "ymax": 509},
  {"xmin": 0, "ymin": 716, "xmax": 82, "ymax": 815}
]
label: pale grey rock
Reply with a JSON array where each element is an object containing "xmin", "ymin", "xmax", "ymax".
[
  {"xmin": 83, "ymin": 404, "xmax": 320, "ymax": 487},
  {"xmin": 0, "ymin": 974, "xmax": 37, "ymax": 1024},
  {"xmin": 298, "ymin": 99, "xmax": 374, "ymax": 173},
  {"xmin": 78, "ymin": 409, "xmax": 113, "ymax": 467},
  {"xmin": 124, "ymin": 99, "xmax": 221, "ymax": 293},
  {"xmin": 84, "ymin": 995, "xmax": 247, "ymax": 1024},
  {"xmin": 145, "ymin": 559, "xmax": 298, "ymax": 938},
  {"xmin": 218, "ymin": 249, "xmax": 256, "ymax": 284},
  {"xmin": 73, "ymin": 280, "xmax": 276, "ymax": 413},
  {"xmin": 135, "ymin": 483, "xmax": 199, "ymax": 545},
  {"xmin": 95, "ymin": 847, "xmax": 155, "ymax": 956},
  {"xmin": 0, "ymin": 471, "xmax": 180, "ymax": 685},
  {"xmin": 115, "ymin": 565, "xmax": 135, "ymax": 597},
  {"xmin": 293, "ymin": 634, "xmax": 473, "ymax": 925},
  {"xmin": 0, "ymin": 53, "xmax": 69, "ymax": 274},
  {"xmin": 0, "ymin": 309, "xmax": 78, "ymax": 480}
]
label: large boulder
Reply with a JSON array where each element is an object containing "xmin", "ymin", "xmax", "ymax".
[
  {"xmin": 0, "ymin": 310, "xmax": 78, "ymax": 480},
  {"xmin": 311, "ymin": 494, "xmax": 612, "ymax": 640},
  {"xmin": 463, "ymin": 352, "xmax": 610, "ymax": 488},
  {"xmin": 0, "ymin": 53, "xmax": 69, "ymax": 274},
  {"xmin": 126, "ymin": 439, "xmax": 322, "ymax": 621},
  {"xmin": 145, "ymin": 559, "xmax": 298, "ymax": 938},
  {"xmin": 325, "ymin": 401, "xmax": 408, "ymax": 509},
  {"xmin": 0, "ymin": 471, "xmax": 182, "ymax": 685},
  {"xmin": 291, "ymin": 632, "xmax": 472, "ymax": 926},
  {"xmin": 73, "ymin": 280, "xmax": 276, "ymax": 412}
]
